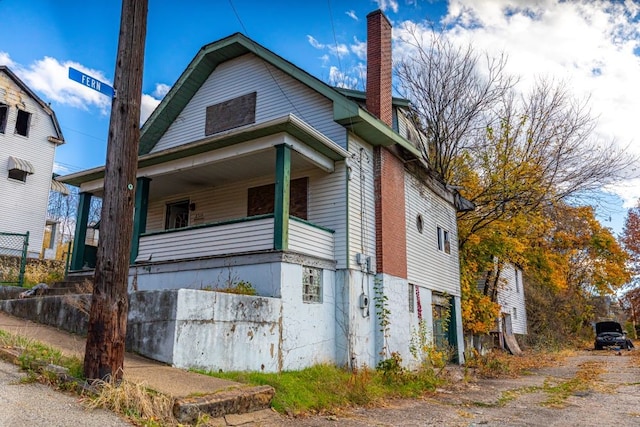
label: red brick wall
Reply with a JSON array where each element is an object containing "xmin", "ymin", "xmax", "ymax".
[
  {"xmin": 366, "ymin": 10, "xmax": 393, "ymax": 127},
  {"xmin": 374, "ymin": 146, "xmax": 407, "ymax": 278}
]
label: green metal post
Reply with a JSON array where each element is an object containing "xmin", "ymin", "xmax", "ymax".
[
  {"xmin": 130, "ymin": 177, "xmax": 151, "ymax": 264},
  {"xmin": 70, "ymin": 192, "xmax": 92, "ymax": 270},
  {"xmin": 274, "ymin": 144, "xmax": 291, "ymax": 251},
  {"xmin": 18, "ymin": 231, "xmax": 29, "ymax": 286},
  {"xmin": 448, "ymin": 295, "xmax": 459, "ymax": 363},
  {"xmin": 64, "ymin": 241, "xmax": 72, "ymax": 277}
]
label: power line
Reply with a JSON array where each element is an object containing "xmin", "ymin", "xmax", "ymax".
[{"xmin": 227, "ymin": 0, "xmax": 307, "ymax": 121}]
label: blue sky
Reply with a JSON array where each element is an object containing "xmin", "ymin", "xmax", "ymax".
[{"xmin": 1, "ymin": 0, "xmax": 639, "ymax": 234}]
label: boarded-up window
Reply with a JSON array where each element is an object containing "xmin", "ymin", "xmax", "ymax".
[
  {"xmin": 205, "ymin": 92, "xmax": 256, "ymax": 136},
  {"xmin": 247, "ymin": 177, "xmax": 308, "ymax": 219}
]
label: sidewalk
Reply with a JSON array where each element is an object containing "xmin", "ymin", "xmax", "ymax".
[{"xmin": 0, "ymin": 311, "xmax": 276, "ymax": 424}]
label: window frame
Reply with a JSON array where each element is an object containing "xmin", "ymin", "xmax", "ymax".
[
  {"xmin": 8, "ymin": 168, "xmax": 28, "ymax": 182},
  {"xmin": 0, "ymin": 103, "xmax": 8, "ymax": 134},
  {"xmin": 437, "ymin": 226, "xmax": 451, "ymax": 254},
  {"xmin": 15, "ymin": 109, "xmax": 31, "ymax": 137},
  {"xmin": 164, "ymin": 200, "xmax": 190, "ymax": 230}
]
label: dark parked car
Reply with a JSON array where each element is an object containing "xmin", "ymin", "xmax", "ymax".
[{"xmin": 594, "ymin": 321, "xmax": 630, "ymax": 350}]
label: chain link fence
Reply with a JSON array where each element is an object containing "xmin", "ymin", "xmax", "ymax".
[{"xmin": 0, "ymin": 231, "xmax": 29, "ymax": 286}]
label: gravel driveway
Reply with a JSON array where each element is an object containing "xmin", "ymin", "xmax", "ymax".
[
  {"xmin": 273, "ymin": 349, "xmax": 640, "ymax": 427},
  {"xmin": 0, "ymin": 359, "xmax": 131, "ymax": 427}
]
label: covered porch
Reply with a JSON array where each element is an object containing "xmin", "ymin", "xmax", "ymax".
[{"xmin": 60, "ymin": 114, "xmax": 346, "ymax": 276}]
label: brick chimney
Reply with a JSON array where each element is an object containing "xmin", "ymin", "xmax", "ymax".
[
  {"xmin": 366, "ymin": 10, "xmax": 393, "ymax": 127},
  {"xmin": 368, "ymin": 10, "xmax": 408, "ymax": 279}
]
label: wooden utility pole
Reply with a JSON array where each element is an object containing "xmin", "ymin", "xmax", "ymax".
[{"xmin": 84, "ymin": 0, "xmax": 148, "ymax": 381}]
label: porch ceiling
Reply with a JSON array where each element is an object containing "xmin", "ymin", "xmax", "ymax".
[
  {"xmin": 146, "ymin": 149, "xmax": 316, "ymax": 200},
  {"xmin": 85, "ymin": 149, "xmax": 317, "ymax": 200}
]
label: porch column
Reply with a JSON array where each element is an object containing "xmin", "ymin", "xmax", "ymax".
[
  {"xmin": 448, "ymin": 295, "xmax": 459, "ymax": 363},
  {"xmin": 274, "ymin": 143, "xmax": 291, "ymax": 250},
  {"xmin": 130, "ymin": 177, "xmax": 151, "ymax": 264},
  {"xmin": 70, "ymin": 192, "xmax": 92, "ymax": 271}
]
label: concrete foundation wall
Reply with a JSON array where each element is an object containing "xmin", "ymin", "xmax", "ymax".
[{"xmin": 172, "ymin": 289, "xmax": 282, "ymax": 372}]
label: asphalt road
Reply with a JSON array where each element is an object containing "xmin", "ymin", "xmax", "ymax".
[{"xmin": 0, "ymin": 359, "xmax": 131, "ymax": 427}]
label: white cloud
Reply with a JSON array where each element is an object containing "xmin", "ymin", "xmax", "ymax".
[
  {"xmin": 3, "ymin": 54, "xmax": 166, "ymax": 124},
  {"xmin": 346, "ymin": 10, "xmax": 358, "ymax": 21},
  {"xmin": 351, "ymin": 37, "xmax": 367, "ymax": 60},
  {"xmin": 376, "ymin": 0, "xmax": 399, "ymax": 13},
  {"xmin": 329, "ymin": 43, "xmax": 350, "ymax": 58},
  {"xmin": 140, "ymin": 93, "xmax": 161, "ymax": 124},
  {"xmin": 152, "ymin": 83, "xmax": 171, "ymax": 99},
  {"xmin": 15, "ymin": 56, "xmax": 113, "ymax": 113},
  {"xmin": 307, "ymin": 35, "xmax": 325, "ymax": 49},
  {"xmin": 308, "ymin": 35, "xmax": 350, "ymax": 58},
  {"xmin": 0, "ymin": 51, "xmax": 16, "ymax": 68},
  {"xmin": 395, "ymin": 0, "xmax": 640, "ymax": 213}
]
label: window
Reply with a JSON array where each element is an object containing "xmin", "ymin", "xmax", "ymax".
[
  {"xmin": 302, "ymin": 266, "xmax": 322, "ymax": 303},
  {"xmin": 0, "ymin": 103, "xmax": 7, "ymax": 133},
  {"xmin": 8, "ymin": 168, "xmax": 28, "ymax": 182},
  {"xmin": 513, "ymin": 307, "xmax": 518, "ymax": 319},
  {"xmin": 408, "ymin": 284, "xmax": 415, "ymax": 313},
  {"xmin": 165, "ymin": 200, "xmax": 190, "ymax": 230},
  {"xmin": 437, "ymin": 226, "xmax": 451, "ymax": 254},
  {"xmin": 416, "ymin": 214, "xmax": 423, "ymax": 233},
  {"xmin": 515, "ymin": 268, "xmax": 521, "ymax": 293},
  {"xmin": 15, "ymin": 109, "xmax": 31, "ymax": 137},
  {"xmin": 247, "ymin": 177, "xmax": 308, "ymax": 219}
]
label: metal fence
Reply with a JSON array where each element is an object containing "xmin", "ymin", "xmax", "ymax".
[{"xmin": 0, "ymin": 231, "xmax": 29, "ymax": 286}]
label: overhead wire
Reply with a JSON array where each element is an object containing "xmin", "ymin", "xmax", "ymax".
[{"xmin": 227, "ymin": 0, "xmax": 307, "ymax": 122}]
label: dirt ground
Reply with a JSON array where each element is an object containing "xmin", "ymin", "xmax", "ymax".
[{"xmin": 270, "ymin": 348, "xmax": 640, "ymax": 427}]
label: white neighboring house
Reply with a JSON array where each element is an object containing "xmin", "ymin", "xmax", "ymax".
[
  {"xmin": 0, "ymin": 66, "xmax": 67, "ymax": 259},
  {"xmin": 60, "ymin": 11, "xmax": 470, "ymax": 372},
  {"xmin": 497, "ymin": 263, "xmax": 527, "ymax": 336}
]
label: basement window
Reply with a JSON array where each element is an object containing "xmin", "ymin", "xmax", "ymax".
[
  {"xmin": 15, "ymin": 109, "xmax": 31, "ymax": 137},
  {"xmin": 0, "ymin": 103, "xmax": 7, "ymax": 133},
  {"xmin": 302, "ymin": 266, "xmax": 322, "ymax": 303}
]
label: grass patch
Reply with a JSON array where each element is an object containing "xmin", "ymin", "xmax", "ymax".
[
  {"xmin": 465, "ymin": 348, "xmax": 571, "ymax": 379},
  {"xmin": 0, "ymin": 329, "xmax": 182, "ymax": 426},
  {"xmin": 0, "ymin": 329, "xmax": 83, "ymax": 378},
  {"xmin": 541, "ymin": 360, "xmax": 604, "ymax": 407},
  {"xmin": 85, "ymin": 378, "xmax": 176, "ymax": 427},
  {"xmin": 197, "ymin": 363, "xmax": 445, "ymax": 416}
]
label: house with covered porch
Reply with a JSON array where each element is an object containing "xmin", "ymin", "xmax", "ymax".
[{"xmin": 59, "ymin": 10, "xmax": 467, "ymax": 372}]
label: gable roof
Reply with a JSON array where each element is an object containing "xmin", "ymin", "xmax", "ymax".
[
  {"xmin": 139, "ymin": 32, "xmax": 420, "ymax": 158},
  {"xmin": 0, "ymin": 66, "xmax": 65, "ymax": 143}
]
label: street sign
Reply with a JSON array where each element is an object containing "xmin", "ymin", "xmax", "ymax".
[{"xmin": 68, "ymin": 67, "xmax": 115, "ymax": 98}]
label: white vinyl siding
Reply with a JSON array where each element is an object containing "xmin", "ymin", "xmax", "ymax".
[
  {"xmin": 347, "ymin": 135, "xmax": 376, "ymax": 271},
  {"xmin": 144, "ymin": 168, "xmax": 345, "ymax": 263},
  {"xmin": 152, "ymin": 53, "xmax": 347, "ymax": 153},
  {"xmin": 307, "ymin": 161, "xmax": 347, "ymax": 268},
  {"xmin": 137, "ymin": 217, "xmax": 274, "ymax": 262},
  {"xmin": 405, "ymin": 173, "xmax": 460, "ymax": 296},
  {"xmin": 289, "ymin": 219, "xmax": 334, "ymax": 260},
  {"xmin": 497, "ymin": 263, "xmax": 528, "ymax": 335},
  {"xmin": 0, "ymin": 71, "xmax": 59, "ymax": 256}
]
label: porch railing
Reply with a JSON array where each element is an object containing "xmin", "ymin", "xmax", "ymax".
[{"xmin": 136, "ymin": 215, "xmax": 334, "ymax": 263}]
